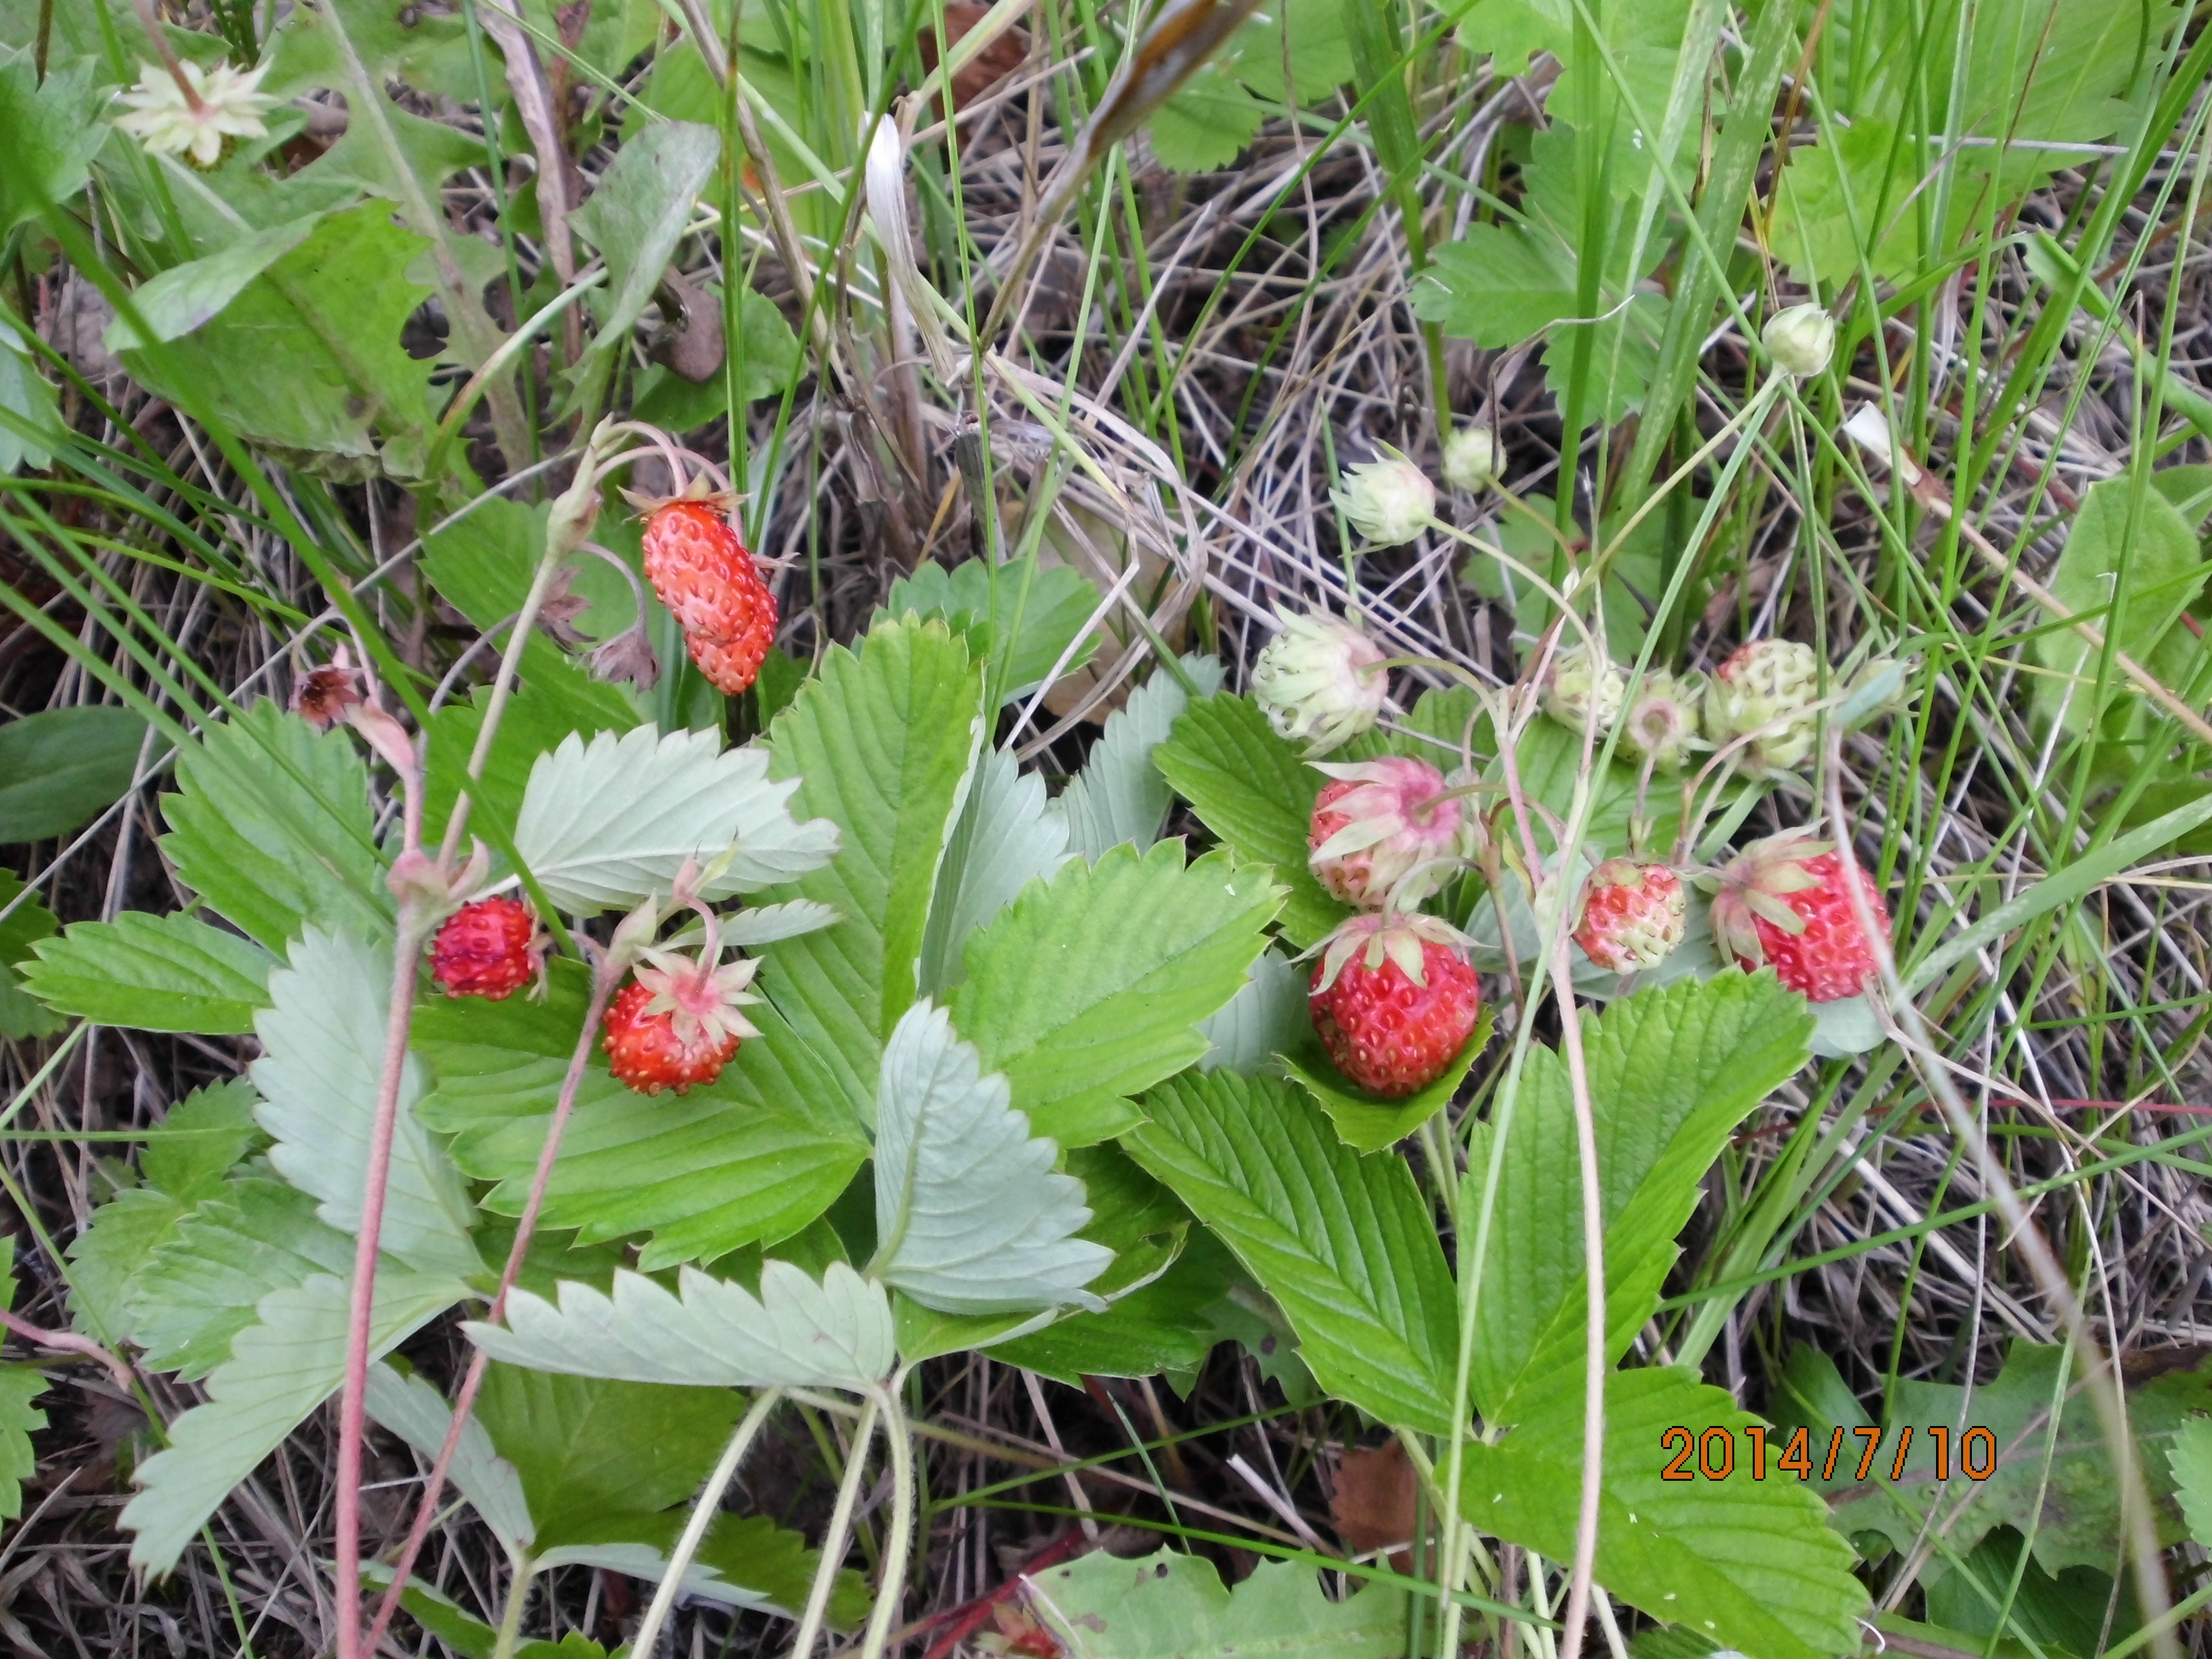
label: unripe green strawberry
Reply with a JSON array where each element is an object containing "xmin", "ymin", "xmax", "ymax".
[
  {"xmin": 1252, "ymin": 607, "xmax": 1389, "ymax": 756},
  {"xmin": 1572, "ymin": 860, "xmax": 1687, "ymax": 973},
  {"xmin": 1621, "ymin": 669, "xmax": 1709, "ymax": 773},
  {"xmin": 1541, "ymin": 643, "xmax": 1626, "ymax": 740},
  {"xmin": 1308, "ymin": 912, "xmax": 1482, "ymax": 1097},
  {"xmin": 1707, "ymin": 831, "xmax": 1891, "ymax": 1003},
  {"xmin": 1704, "ymin": 640, "xmax": 1820, "ymax": 776}
]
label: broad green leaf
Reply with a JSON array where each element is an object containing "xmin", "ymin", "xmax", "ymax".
[
  {"xmin": 129, "ymin": 1179, "xmax": 357, "ymax": 1381},
  {"xmin": 879, "ymin": 555, "xmax": 1102, "ymax": 701},
  {"xmin": 1123, "ymin": 1070, "xmax": 1457, "ymax": 1434},
  {"xmin": 1416, "ymin": 224, "xmax": 1581, "ymax": 347},
  {"xmin": 514, "ymin": 725, "xmax": 840, "ymax": 916},
  {"xmin": 1147, "ymin": 65, "xmax": 1267, "ymax": 172},
  {"xmin": 1195, "ymin": 947, "xmax": 1307, "ymax": 1075},
  {"xmin": 140, "ymin": 1078, "xmax": 265, "ymax": 1204},
  {"xmin": 1286, "ymin": 1007, "xmax": 1494, "ymax": 1155},
  {"xmin": 1461, "ymin": 1367, "xmax": 1867, "ymax": 1659},
  {"xmin": 120, "ymin": 203, "xmax": 442, "ymax": 478},
  {"xmin": 21, "ymin": 911, "xmax": 273, "ymax": 1033},
  {"xmin": 0, "ymin": 1365, "xmax": 42, "ymax": 1520},
  {"xmin": 1828, "ymin": 1340, "xmax": 2212, "ymax": 1573},
  {"xmin": 2171, "ymin": 1415, "xmax": 2212, "ymax": 1548},
  {"xmin": 104, "ymin": 214, "xmax": 329, "ymax": 348},
  {"xmin": 1027, "ymin": 1548, "xmax": 1407, "ymax": 1659},
  {"xmin": 475, "ymin": 1365, "xmax": 738, "ymax": 1552},
  {"xmin": 122, "ymin": 1270, "xmax": 464, "ymax": 1572},
  {"xmin": 67, "ymin": 1189, "xmax": 185, "ymax": 1350},
  {"xmin": 759, "ymin": 617, "xmax": 985, "ymax": 1126},
  {"xmin": 365, "ymin": 1363, "xmax": 534, "ymax": 1551},
  {"xmin": 871, "ymin": 1002, "xmax": 1111, "ymax": 1315},
  {"xmin": 1154, "ymin": 692, "xmax": 1352, "ymax": 948},
  {"xmin": 1919, "ymin": 1528, "xmax": 2129, "ymax": 1655},
  {"xmin": 0, "ymin": 54, "xmax": 103, "ymax": 232},
  {"xmin": 1466, "ymin": 974, "xmax": 1810, "ymax": 1423},
  {"xmin": 159, "ymin": 699, "xmax": 391, "ymax": 949},
  {"xmin": 0, "ymin": 706, "xmax": 150, "ymax": 844},
  {"xmin": 917, "ymin": 747, "xmax": 1070, "ymax": 997},
  {"xmin": 2033, "ymin": 477, "xmax": 2205, "ymax": 732},
  {"xmin": 0, "ymin": 871, "xmax": 61, "ymax": 1040},
  {"xmin": 992, "ymin": 1237, "xmax": 1223, "ymax": 1386},
  {"xmin": 1228, "ymin": 0, "xmax": 1355, "ymax": 101},
  {"xmin": 414, "ymin": 958, "xmax": 862, "ymax": 1268},
  {"xmin": 464, "ymin": 1261, "xmax": 896, "ymax": 1392},
  {"xmin": 1059, "ymin": 656, "xmax": 1226, "ymax": 860},
  {"xmin": 251, "ymin": 929, "xmax": 480, "ymax": 1279},
  {"xmin": 691, "ymin": 1515, "xmax": 869, "ymax": 1626},
  {"xmin": 569, "ymin": 121, "xmax": 721, "ymax": 403},
  {"xmin": 950, "ymin": 843, "xmax": 1283, "ymax": 1146}
]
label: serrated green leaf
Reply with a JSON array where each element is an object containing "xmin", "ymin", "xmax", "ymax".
[
  {"xmin": 67, "ymin": 1188, "xmax": 184, "ymax": 1350},
  {"xmin": 760, "ymin": 616, "xmax": 986, "ymax": 1126},
  {"xmin": 0, "ymin": 706, "xmax": 150, "ymax": 845},
  {"xmin": 1154, "ymin": 692, "xmax": 1352, "ymax": 949},
  {"xmin": 159, "ymin": 700, "xmax": 391, "ymax": 950},
  {"xmin": 950, "ymin": 842, "xmax": 1283, "ymax": 1146},
  {"xmin": 918, "ymin": 747, "xmax": 1071, "ymax": 997},
  {"xmin": 129, "ymin": 1179, "xmax": 357, "ymax": 1381},
  {"xmin": 514, "ymin": 725, "xmax": 840, "ymax": 916},
  {"xmin": 0, "ymin": 1366, "xmax": 45, "ymax": 1521},
  {"xmin": 414, "ymin": 957, "xmax": 862, "ymax": 1268},
  {"xmin": 1147, "ymin": 65, "xmax": 1267, "ymax": 172},
  {"xmin": 991, "ymin": 1237, "xmax": 1223, "ymax": 1386},
  {"xmin": 1123, "ymin": 1070, "xmax": 1457, "ymax": 1434},
  {"xmin": 464, "ymin": 1261, "xmax": 896, "ymax": 1392},
  {"xmin": 21, "ymin": 911, "xmax": 273, "ymax": 1033},
  {"xmin": 141, "ymin": 1078, "xmax": 265, "ymax": 1204},
  {"xmin": 251, "ymin": 929, "xmax": 480, "ymax": 1278},
  {"xmin": 1466, "ymin": 974, "xmax": 1810, "ymax": 1423},
  {"xmin": 880, "ymin": 555, "xmax": 1101, "ymax": 701},
  {"xmin": 123, "ymin": 1270, "xmax": 464, "ymax": 1572},
  {"xmin": 1461, "ymin": 1367, "xmax": 1867, "ymax": 1659},
  {"xmin": 872, "ymin": 1002, "xmax": 1111, "ymax": 1315},
  {"xmin": 419, "ymin": 675, "xmax": 642, "ymax": 860},
  {"xmin": 1195, "ymin": 946, "xmax": 1307, "ymax": 1075},
  {"xmin": 2171, "ymin": 1414, "xmax": 2212, "ymax": 1548},
  {"xmin": 1059, "ymin": 656, "xmax": 1226, "ymax": 860},
  {"xmin": 1028, "ymin": 1548, "xmax": 1407, "ymax": 1659},
  {"xmin": 0, "ymin": 53, "xmax": 103, "ymax": 233},
  {"xmin": 1414, "ymin": 224, "xmax": 1581, "ymax": 347},
  {"xmin": 0, "ymin": 870, "xmax": 62, "ymax": 1040}
]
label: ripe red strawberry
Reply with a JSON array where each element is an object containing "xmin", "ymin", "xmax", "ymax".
[
  {"xmin": 1708, "ymin": 831, "xmax": 1891, "ymax": 1003},
  {"xmin": 1308, "ymin": 913, "xmax": 1483, "ymax": 1097},
  {"xmin": 602, "ymin": 943, "xmax": 764, "ymax": 1094},
  {"xmin": 1306, "ymin": 757, "xmax": 1464, "ymax": 909},
  {"xmin": 429, "ymin": 897, "xmax": 545, "ymax": 1001},
  {"xmin": 1573, "ymin": 859, "xmax": 1687, "ymax": 974},
  {"xmin": 640, "ymin": 498, "xmax": 777, "ymax": 694}
]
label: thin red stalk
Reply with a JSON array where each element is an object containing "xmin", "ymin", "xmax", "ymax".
[
  {"xmin": 361, "ymin": 955, "xmax": 620, "ymax": 1654},
  {"xmin": 0, "ymin": 1307, "xmax": 137, "ymax": 1396},
  {"xmin": 334, "ymin": 910, "xmax": 431, "ymax": 1659}
]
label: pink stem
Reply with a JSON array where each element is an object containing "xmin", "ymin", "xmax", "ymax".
[
  {"xmin": 334, "ymin": 910, "xmax": 432, "ymax": 1659},
  {"xmin": 361, "ymin": 953, "xmax": 621, "ymax": 1655},
  {"xmin": 0, "ymin": 1308, "xmax": 137, "ymax": 1397}
]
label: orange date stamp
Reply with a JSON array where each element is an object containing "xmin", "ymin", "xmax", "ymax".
[{"xmin": 1659, "ymin": 1424, "xmax": 1997, "ymax": 1482}]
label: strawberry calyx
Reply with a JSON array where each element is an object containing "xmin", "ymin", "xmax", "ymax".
[
  {"xmin": 1702, "ymin": 830, "xmax": 1834, "ymax": 966},
  {"xmin": 1308, "ymin": 909, "xmax": 1474, "ymax": 994}
]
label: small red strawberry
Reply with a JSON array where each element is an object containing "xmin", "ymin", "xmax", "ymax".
[
  {"xmin": 1707, "ymin": 831, "xmax": 1891, "ymax": 1003},
  {"xmin": 639, "ymin": 497, "xmax": 777, "ymax": 695},
  {"xmin": 603, "ymin": 937, "xmax": 764, "ymax": 1094},
  {"xmin": 429, "ymin": 897, "xmax": 545, "ymax": 1001},
  {"xmin": 1573, "ymin": 860, "xmax": 1687, "ymax": 974},
  {"xmin": 1308, "ymin": 912, "xmax": 1483, "ymax": 1097},
  {"xmin": 1307, "ymin": 757, "xmax": 1465, "ymax": 909}
]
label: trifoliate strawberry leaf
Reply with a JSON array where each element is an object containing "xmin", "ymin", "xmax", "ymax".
[
  {"xmin": 20, "ymin": 911, "xmax": 273, "ymax": 1033},
  {"xmin": 1154, "ymin": 692, "xmax": 1352, "ymax": 949},
  {"xmin": 513, "ymin": 725, "xmax": 839, "ymax": 916},
  {"xmin": 1194, "ymin": 947, "xmax": 1307, "ymax": 1075},
  {"xmin": 0, "ymin": 871, "xmax": 63, "ymax": 1041},
  {"xmin": 917, "ymin": 748, "xmax": 1070, "ymax": 997},
  {"xmin": 1465, "ymin": 973, "xmax": 1810, "ymax": 1424},
  {"xmin": 0, "ymin": 705, "xmax": 149, "ymax": 844},
  {"xmin": 413, "ymin": 958, "xmax": 864, "ymax": 1269},
  {"xmin": 871, "ymin": 1001, "xmax": 1111, "ymax": 1315},
  {"xmin": 464, "ymin": 1261, "xmax": 896, "ymax": 1393},
  {"xmin": 129, "ymin": 1179, "xmax": 358, "ymax": 1381},
  {"xmin": 123, "ymin": 1270, "xmax": 464, "ymax": 1572},
  {"xmin": 0, "ymin": 1365, "xmax": 44, "ymax": 1521},
  {"xmin": 759, "ymin": 616, "xmax": 986, "ymax": 1127},
  {"xmin": 158, "ymin": 700, "xmax": 391, "ymax": 950},
  {"xmin": 1123, "ymin": 1070, "xmax": 1458, "ymax": 1434},
  {"xmin": 251, "ymin": 929, "xmax": 481, "ymax": 1279},
  {"xmin": 1461, "ymin": 1367, "xmax": 1867, "ymax": 1659},
  {"xmin": 949, "ymin": 843, "xmax": 1283, "ymax": 1146},
  {"xmin": 879, "ymin": 554, "xmax": 1101, "ymax": 700},
  {"xmin": 365, "ymin": 1362, "xmax": 534, "ymax": 1552},
  {"xmin": 1026, "ymin": 1548, "xmax": 1407, "ymax": 1658},
  {"xmin": 1058, "ymin": 656, "xmax": 1225, "ymax": 861}
]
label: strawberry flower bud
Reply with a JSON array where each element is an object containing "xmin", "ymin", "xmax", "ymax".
[
  {"xmin": 1252, "ymin": 607, "xmax": 1388, "ymax": 756},
  {"xmin": 1704, "ymin": 639, "xmax": 1820, "ymax": 776},
  {"xmin": 1540, "ymin": 642, "xmax": 1626, "ymax": 740},
  {"xmin": 1331, "ymin": 444, "xmax": 1436, "ymax": 547},
  {"xmin": 1441, "ymin": 423, "xmax": 1504, "ymax": 493},
  {"xmin": 1762, "ymin": 303, "xmax": 1836, "ymax": 378},
  {"xmin": 1307, "ymin": 757, "xmax": 1466, "ymax": 909}
]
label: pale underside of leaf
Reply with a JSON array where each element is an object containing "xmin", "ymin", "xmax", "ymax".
[
  {"xmin": 364, "ymin": 1362, "xmax": 535, "ymax": 1552},
  {"xmin": 1057, "ymin": 655, "xmax": 1225, "ymax": 861},
  {"xmin": 917, "ymin": 747, "xmax": 1070, "ymax": 997}
]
